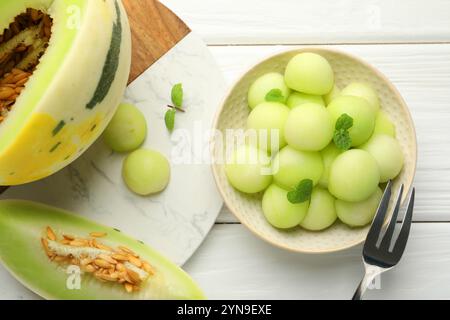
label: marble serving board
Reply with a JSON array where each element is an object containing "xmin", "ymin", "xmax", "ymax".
[{"xmin": 0, "ymin": 32, "xmax": 226, "ymax": 299}]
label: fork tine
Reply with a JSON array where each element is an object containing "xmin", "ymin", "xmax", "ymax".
[
  {"xmin": 365, "ymin": 181, "xmax": 392, "ymax": 246},
  {"xmin": 379, "ymin": 184, "xmax": 404, "ymax": 251},
  {"xmin": 393, "ymin": 188, "xmax": 415, "ymax": 257}
]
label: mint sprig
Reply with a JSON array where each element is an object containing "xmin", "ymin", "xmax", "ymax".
[
  {"xmin": 165, "ymin": 109, "xmax": 176, "ymax": 132},
  {"xmin": 171, "ymin": 83, "xmax": 183, "ymax": 107},
  {"xmin": 165, "ymin": 83, "xmax": 185, "ymax": 132},
  {"xmin": 265, "ymin": 88, "xmax": 285, "ymax": 103},
  {"xmin": 334, "ymin": 113, "xmax": 354, "ymax": 150},
  {"xmin": 287, "ymin": 179, "xmax": 313, "ymax": 204}
]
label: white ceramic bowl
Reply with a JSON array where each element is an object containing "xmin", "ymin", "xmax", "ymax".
[{"xmin": 211, "ymin": 47, "xmax": 417, "ymax": 253}]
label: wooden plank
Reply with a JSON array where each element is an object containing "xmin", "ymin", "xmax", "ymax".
[
  {"xmin": 123, "ymin": 0, "xmax": 190, "ymax": 83},
  {"xmin": 212, "ymin": 44, "xmax": 450, "ymax": 222},
  {"xmin": 162, "ymin": 0, "xmax": 450, "ymax": 45},
  {"xmin": 184, "ymin": 223, "xmax": 450, "ymax": 299}
]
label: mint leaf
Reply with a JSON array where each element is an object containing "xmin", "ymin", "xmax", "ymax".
[
  {"xmin": 333, "ymin": 114, "xmax": 354, "ymax": 150},
  {"xmin": 335, "ymin": 113, "xmax": 353, "ymax": 130},
  {"xmin": 334, "ymin": 129, "xmax": 352, "ymax": 150},
  {"xmin": 165, "ymin": 109, "xmax": 176, "ymax": 131},
  {"xmin": 287, "ymin": 179, "xmax": 313, "ymax": 204},
  {"xmin": 171, "ymin": 83, "xmax": 183, "ymax": 107},
  {"xmin": 265, "ymin": 89, "xmax": 285, "ymax": 103}
]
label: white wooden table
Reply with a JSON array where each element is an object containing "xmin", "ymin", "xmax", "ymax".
[{"xmin": 161, "ymin": 0, "xmax": 450, "ymax": 299}]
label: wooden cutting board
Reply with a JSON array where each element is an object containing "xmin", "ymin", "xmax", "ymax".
[
  {"xmin": 124, "ymin": 0, "xmax": 190, "ymax": 84},
  {"xmin": 0, "ymin": 0, "xmax": 189, "ymax": 194}
]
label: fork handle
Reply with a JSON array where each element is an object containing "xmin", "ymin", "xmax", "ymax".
[
  {"xmin": 352, "ymin": 273, "xmax": 377, "ymax": 300},
  {"xmin": 352, "ymin": 264, "xmax": 384, "ymax": 300}
]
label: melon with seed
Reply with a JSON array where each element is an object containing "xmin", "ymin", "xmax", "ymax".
[
  {"xmin": 0, "ymin": 200, "xmax": 205, "ymax": 300},
  {"xmin": 0, "ymin": 0, "xmax": 131, "ymax": 185}
]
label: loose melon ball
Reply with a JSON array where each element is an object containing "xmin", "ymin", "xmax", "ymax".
[
  {"xmin": 300, "ymin": 187, "xmax": 337, "ymax": 231},
  {"xmin": 247, "ymin": 72, "xmax": 291, "ymax": 109},
  {"xmin": 284, "ymin": 52, "xmax": 334, "ymax": 95},
  {"xmin": 273, "ymin": 146, "xmax": 323, "ymax": 190},
  {"xmin": 361, "ymin": 134, "xmax": 404, "ymax": 183},
  {"xmin": 341, "ymin": 82, "xmax": 380, "ymax": 113},
  {"xmin": 374, "ymin": 111, "xmax": 396, "ymax": 137},
  {"xmin": 225, "ymin": 144, "xmax": 272, "ymax": 194},
  {"xmin": 336, "ymin": 187, "xmax": 383, "ymax": 227},
  {"xmin": 286, "ymin": 92, "xmax": 325, "ymax": 109},
  {"xmin": 262, "ymin": 184, "xmax": 309, "ymax": 229},
  {"xmin": 324, "ymin": 84, "xmax": 341, "ymax": 105},
  {"xmin": 318, "ymin": 143, "xmax": 343, "ymax": 188},
  {"xmin": 123, "ymin": 149, "xmax": 171, "ymax": 196},
  {"xmin": 103, "ymin": 103, "xmax": 147, "ymax": 153},
  {"xmin": 328, "ymin": 149, "xmax": 380, "ymax": 202},
  {"xmin": 284, "ymin": 103, "xmax": 334, "ymax": 151},
  {"xmin": 247, "ymin": 102, "xmax": 290, "ymax": 152},
  {"xmin": 328, "ymin": 96, "xmax": 376, "ymax": 146}
]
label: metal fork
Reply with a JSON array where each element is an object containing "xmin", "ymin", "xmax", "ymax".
[{"xmin": 352, "ymin": 181, "xmax": 415, "ymax": 300}]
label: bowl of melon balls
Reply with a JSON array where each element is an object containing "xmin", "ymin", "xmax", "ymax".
[{"xmin": 211, "ymin": 48, "xmax": 417, "ymax": 253}]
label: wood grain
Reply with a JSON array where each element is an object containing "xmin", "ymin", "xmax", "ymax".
[
  {"xmin": 183, "ymin": 224, "xmax": 450, "ymax": 299},
  {"xmin": 162, "ymin": 0, "xmax": 450, "ymax": 45},
  {"xmin": 123, "ymin": 0, "xmax": 190, "ymax": 84}
]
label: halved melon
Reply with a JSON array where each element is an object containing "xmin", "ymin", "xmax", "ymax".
[
  {"xmin": 0, "ymin": 200, "xmax": 205, "ymax": 300},
  {"xmin": 0, "ymin": 0, "xmax": 131, "ymax": 185}
]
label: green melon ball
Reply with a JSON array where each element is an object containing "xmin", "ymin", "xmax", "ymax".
[
  {"xmin": 327, "ymin": 95, "xmax": 376, "ymax": 146},
  {"xmin": 341, "ymin": 82, "xmax": 380, "ymax": 113},
  {"xmin": 284, "ymin": 52, "xmax": 334, "ymax": 95},
  {"xmin": 374, "ymin": 111, "xmax": 396, "ymax": 137},
  {"xmin": 318, "ymin": 143, "xmax": 343, "ymax": 188},
  {"xmin": 103, "ymin": 103, "xmax": 147, "ymax": 153},
  {"xmin": 300, "ymin": 187, "xmax": 337, "ymax": 231},
  {"xmin": 122, "ymin": 149, "xmax": 170, "ymax": 196},
  {"xmin": 247, "ymin": 102, "xmax": 290, "ymax": 152},
  {"xmin": 286, "ymin": 92, "xmax": 325, "ymax": 109},
  {"xmin": 248, "ymin": 72, "xmax": 291, "ymax": 109},
  {"xmin": 284, "ymin": 103, "xmax": 334, "ymax": 151},
  {"xmin": 225, "ymin": 144, "xmax": 272, "ymax": 194},
  {"xmin": 324, "ymin": 84, "xmax": 341, "ymax": 105},
  {"xmin": 273, "ymin": 146, "xmax": 323, "ymax": 190},
  {"xmin": 361, "ymin": 134, "xmax": 404, "ymax": 183},
  {"xmin": 262, "ymin": 184, "xmax": 309, "ymax": 229},
  {"xmin": 336, "ymin": 187, "xmax": 383, "ymax": 227},
  {"xmin": 328, "ymin": 149, "xmax": 380, "ymax": 202}
]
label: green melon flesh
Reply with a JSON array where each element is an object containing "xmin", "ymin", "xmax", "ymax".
[{"xmin": 0, "ymin": 200, "xmax": 205, "ymax": 300}]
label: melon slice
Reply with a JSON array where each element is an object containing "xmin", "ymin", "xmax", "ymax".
[
  {"xmin": 0, "ymin": 0, "xmax": 131, "ymax": 185},
  {"xmin": 0, "ymin": 200, "xmax": 205, "ymax": 300}
]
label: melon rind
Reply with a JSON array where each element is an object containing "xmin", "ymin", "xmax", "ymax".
[
  {"xmin": 0, "ymin": 0, "xmax": 131, "ymax": 185},
  {"xmin": 0, "ymin": 200, "xmax": 205, "ymax": 300}
]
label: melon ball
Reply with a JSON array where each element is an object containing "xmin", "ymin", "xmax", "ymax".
[
  {"xmin": 122, "ymin": 149, "xmax": 170, "ymax": 196},
  {"xmin": 103, "ymin": 103, "xmax": 147, "ymax": 153},
  {"xmin": 262, "ymin": 184, "xmax": 309, "ymax": 229},
  {"xmin": 286, "ymin": 92, "xmax": 325, "ymax": 109},
  {"xmin": 324, "ymin": 84, "xmax": 341, "ymax": 105},
  {"xmin": 318, "ymin": 143, "xmax": 343, "ymax": 188},
  {"xmin": 328, "ymin": 149, "xmax": 380, "ymax": 202},
  {"xmin": 300, "ymin": 187, "xmax": 337, "ymax": 231},
  {"xmin": 341, "ymin": 82, "xmax": 380, "ymax": 113},
  {"xmin": 328, "ymin": 95, "xmax": 376, "ymax": 146},
  {"xmin": 273, "ymin": 146, "xmax": 323, "ymax": 190},
  {"xmin": 225, "ymin": 144, "xmax": 272, "ymax": 194},
  {"xmin": 336, "ymin": 187, "xmax": 383, "ymax": 227},
  {"xmin": 374, "ymin": 111, "xmax": 396, "ymax": 137},
  {"xmin": 247, "ymin": 102, "xmax": 290, "ymax": 152},
  {"xmin": 361, "ymin": 134, "xmax": 404, "ymax": 183},
  {"xmin": 284, "ymin": 52, "xmax": 334, "ymax": 95},
  {"xmin": 284, "ymin": 103, "xmax": 334, "ymax": 151},
  {"xmin": 248, "ymin": 72, "xmax": 291, "ymax": 109}
]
